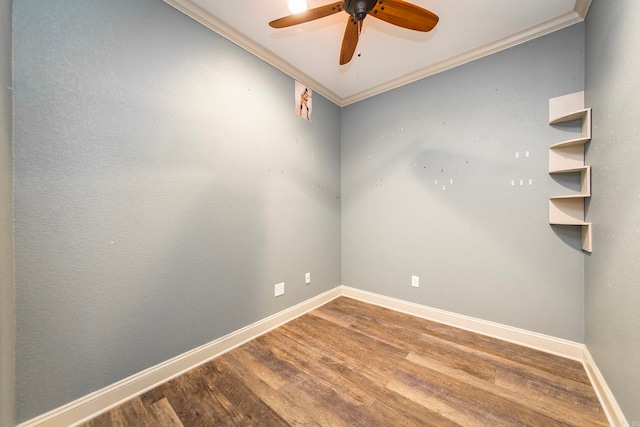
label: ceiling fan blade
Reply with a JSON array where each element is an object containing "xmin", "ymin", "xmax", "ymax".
[
  {"xmin": 368, "ymin": 0, "xmax": 439, "ymax": 32},
  {"xmin": 269, "ymin": 1, "xmax": 344, "ymax": 28},
  {"xmin": 340, "ymin": 18, "xmax": 359, "ymax": 65}
]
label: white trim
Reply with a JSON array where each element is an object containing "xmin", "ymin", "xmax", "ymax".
[
  {"xmin": 163, "ymin": 0, "xmax": 591, "ymax": 107},
  {"xmin": 575, "ymin": 0, "xmax": 593, "ymax": 20},
  {"xmin": 19, "ymin": 285, "xmax": 627, "ymax": 427},
  {"xmin": 340, "ymin": 286, "xmax": 585, "ymax": 361},
  {"xmin": 583, "ymin": 347, "xmax": 630, "ymax": 427},
  {"xmin": 340, "ymin": 10, "xmax": 586, "ymax": 106},
  {"xmin": 18, "ymin": 287, "xmax": 342, "ymax": 427}
]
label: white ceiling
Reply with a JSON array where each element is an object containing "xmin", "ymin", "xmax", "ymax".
[{"xmin": 163, "ymin": 0, "xmax": 591, "ymax": 106}]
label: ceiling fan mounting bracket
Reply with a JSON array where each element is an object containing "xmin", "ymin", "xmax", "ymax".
[{"xmin": 343, "ymin": 0, "xmax": 378, "ymax": 21}]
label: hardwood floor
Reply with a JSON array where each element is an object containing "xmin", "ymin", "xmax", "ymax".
[{"xmin": 82, "ymin": 297, "xmax": 608, "ymax": 426}]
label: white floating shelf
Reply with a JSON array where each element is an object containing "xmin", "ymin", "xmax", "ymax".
[
  {"xmin": 550, "ymin": 136, "xmax": 591, "ymax": 149},
  {"xmin": 548, "ymin": 91, "xmax": 592, "ymax": 252}
]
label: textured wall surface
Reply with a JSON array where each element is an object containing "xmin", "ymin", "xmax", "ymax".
[
  {"xmin": 585, "ymin": 0, "xmax": 640, "ymax": 423},
  {"xmin": 17, "ymin": 0, "xmax": 633, "ymax": 423},
  {"xmin": 342, "ymin": 25, "xmax": 586, "ymax": 341},
  {"xmin": 13, "ymin": 0, "xmax": 341, "ymax": 422},
  {"xmin": 0, "ymin": 0, "xmax": 14, "ymax": 425}
]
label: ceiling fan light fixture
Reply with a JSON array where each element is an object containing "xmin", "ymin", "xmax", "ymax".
[
  {"xmin": 287, "ymin": 0, "xmax": 308, "ymax": 14},
  {"xmin": 270, "ymin": 0, "xmax": 439, "ymax": 65}
]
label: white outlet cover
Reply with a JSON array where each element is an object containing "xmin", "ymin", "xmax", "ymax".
[
  {"xmin": 305, "ymin": 272, "xmax": 311, "ymax": 284},
  {"xmin": 275, "ymin": 282, "xmax": 285, "ymax": 297},
  {"xmin": 411, "ymin": 275, "xmax": 419, "ymax": 288}
]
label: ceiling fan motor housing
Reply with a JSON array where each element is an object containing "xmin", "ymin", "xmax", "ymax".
[{"xmin": 343, "ymin": 0, "xmax": 378, "ymax": 21}]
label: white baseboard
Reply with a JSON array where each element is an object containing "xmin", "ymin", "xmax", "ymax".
[
  {"xmin": 582, "ymin": 347, "xmax": 630, "ymax": 427},
  {"xmin": 18, "ymin": 287, "xmax": 342, "ymax": 427},
  {"xmin": 19, "ymin": 285, "xmax": 627, "ymax": 427},
  {"xmin": 341, "ymin": 286, "xmax": 627, "ymax": 427},
  {"xmin": 341, "ymin": 286, "xmax": 586, "ymax": 361}
]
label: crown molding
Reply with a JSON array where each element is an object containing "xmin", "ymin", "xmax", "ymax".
[
  {"xmin": 574, "ymin": 0, "xmax": 593, "ymax": 20},
  {"xmin": 341, "ymin": 4, "xmax": 589, "ymax": 105},
  {"xmin": 164, "ymin": 0, "xmax": 591, "ymax": 107}
]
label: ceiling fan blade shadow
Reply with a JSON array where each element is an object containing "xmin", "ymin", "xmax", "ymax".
[
  {"xmin": 369, "ymin": 0, "xmax": 439, "ymax": 32},
  {"xmin": 339, "ymin": 18, "xmax": 359, "ymax": 65},
  {"xmin": 269, "ymin": 1, "xmax": 344, "ymax": 28}
]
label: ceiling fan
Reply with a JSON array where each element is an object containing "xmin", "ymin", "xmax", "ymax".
[{"xmin": 269, "ymin": 0, "xmax": 439, "ymax": 65}]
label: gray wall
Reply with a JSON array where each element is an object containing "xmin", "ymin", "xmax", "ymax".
[
  {"xmin": 16, "ymin": 0, "xmax": 638, "ymax": 423},
  {"xmin": 342, "ymin": 24, "xmax": 586, "ymax": 342},
  {"xmin": 13, "ymin": 0, "xmax": 341, "ymax": 422},
  {"xmin": 0, "ymin": 0, "xmax": 14, "ymax": 425},
  {"xmin": 585, "ymin": 0, "xmax": 640, "ymax": 423}
]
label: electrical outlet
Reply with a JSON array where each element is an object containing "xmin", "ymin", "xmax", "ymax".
[
  {"xmin": 275, "ymin": 282, "xmax": 285, "ymax": 297},
  {"xmin": 411, "ymin": 275, "xmax": 420, "ymax": 288},
  {"xmin": 305, "ymin": 272, "xmax": 311, "ymax": 284}
]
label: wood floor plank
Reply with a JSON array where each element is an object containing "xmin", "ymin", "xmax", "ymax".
[
  {"xmin": 329, "ymin": 297, "xmax": 590, "ymax": 385},
  {"xmin": 242, "ymin": 338, "xmax": 303, "ymax": 382},
  {"xmin": 215, "ymin": 352, "xmax": 321, "ymax": 426},
  {"xmin": 422, "ymin": 320, "xmax": 590, "ymax": 384},
  {"xmin": 225, "ymin": 344, "xmax": 291, "ymax": 391},
  {"xmin": 406, "ymin": 351, "xmax": 607, "ymax": 427},
  {"xmin": 308, "ymin": 303, "xmax": 359, "ymax": 328},
  {"xmin": 148, "ymin": 398, "xmax": 184, "ymax": 427},
  {"xmin": 233, "ymin": 343, "xmax": 298, "ymax": 390},
  {"xmin": 83, "ymin": 397, "xmax": 155, "ymax": 427},
  {"xmin": 256, "ymin": 333, "xmax": 378, "ymax": 407},
  {"xmin": 303, "ymin": 311, "xmax": 409, "ymax": 359},
  {"xmin": 276, "ymin": 370, "xmax": 386, "ymax": 427},
  {"xmin": 398, "ymin": 357, "xmax": 575, "ymax": 427},
  {"xmin": 494, "ymin": 366, "xmax": 608, "ymax": 425},
  {"xmin": 81, "ymin": 297, "xmax": 608, "ymax": 427},
  {"xmin": 345, "ymin": 312, "xmax": 498, "ymax": 383},
  {"xmin": 262, "ymin": 324, "xmax": 463, "ymax": 427},
  {"xmin": 280, "ymin": 316, "xmax": 399, "ymax": 386},
  {"xmin": 141, "ymin": 365, "xmax": 237, "ymax": 426},
  {"xmin": 416, "ymin": 331, "xmax": 602, "ymax": 406},
  {"xmin": 367, "ymin": 388, "xmax": 464, "ymax": 427},
  {"xmin": 200, "ymin": 359, "xmax": 289, "ymax": 426},
  {"xmin": 386, "ymin": 375, "xmax": 499, "ymax": 427}
]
